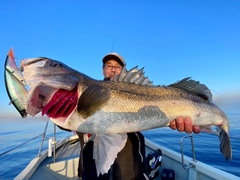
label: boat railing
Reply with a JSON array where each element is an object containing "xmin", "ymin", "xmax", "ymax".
[
  {"xmin": 37, "ymin": 120, "xmax": 58, "ymax": 163},
  {"xmin": 180, "ymin": 133, "xmax": 197, "ymax": 169},
  {"xmin": 179, "ymin": 130, "xmax": 240, "ymax": 171},
  {"xmin": 0, "ymin": 119, "xmax": 58, "ymax": 163}
]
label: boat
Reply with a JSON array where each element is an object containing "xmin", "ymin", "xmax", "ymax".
[{"xmin": 12, "ymin": 122, "xmax": 239, "ymax": 180}]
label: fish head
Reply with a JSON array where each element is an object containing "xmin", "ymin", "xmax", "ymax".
[
  {"xmin": 21, "ymin": 57, "xmax": 80, "ymax": 117},
  {"xmin": 21, "ymin": 57, "xmax": 79, "ymax": 90}
]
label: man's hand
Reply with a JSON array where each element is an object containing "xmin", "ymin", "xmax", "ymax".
[{"xmin": 169, "ymin": 116, "xmax": 201, "ymax": 134}]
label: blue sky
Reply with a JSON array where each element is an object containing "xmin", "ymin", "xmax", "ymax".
[{"xmin": 0, "ymin": 1, "xmax": 240, "ymax": 118}]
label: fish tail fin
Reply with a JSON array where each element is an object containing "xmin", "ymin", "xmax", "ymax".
[{"xmin": 216, "ymin": 126, "xmax": 232, "ymax": 161}]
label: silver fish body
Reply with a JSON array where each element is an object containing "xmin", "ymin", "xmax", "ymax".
[
  {"xmin": 75, "ymin": 82, "xmax": 229, "ymax": 134},
  {"xmin": 20, "ymin": 57, "xmax": 231, "ymax": 160},
  {"xmin": 4, "ymin": 49, "xmax": 28, "ymax": 118}
]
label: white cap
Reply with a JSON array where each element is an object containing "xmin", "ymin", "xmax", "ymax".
[{"xmin": 102, "ymin": 52, "xmax": 125, "ymax": 66}]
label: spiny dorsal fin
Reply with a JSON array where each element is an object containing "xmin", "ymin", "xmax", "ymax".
[
  {"xmin": 114, "ymin": 66, "xmax": 153, "ymax": 86},
  {"xmin": 77, "ymin": 84, "xmax": 111, "ymax": 118},
  {"xmin": 168, "ymin": 77, "xmax": 212, "ymax": 101}
]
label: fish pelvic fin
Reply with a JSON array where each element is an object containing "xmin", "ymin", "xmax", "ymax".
[
  {"xmin": 114, "ymin": 66, "xmax": 153, "ymax": 86},
  {"xmin": 216, "ymin": 126, "xmax": 232, "ymax": 161},
  {"xmin": 77, "ymin": 84, "xmax": 111, "ymax": 118},
  {"xmin": 168, "ymin": 77, "xmax": 212, "ymax": 101}
]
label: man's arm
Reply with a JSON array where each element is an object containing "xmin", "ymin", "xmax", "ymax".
[{"xmin": 169, "ymin": 117, "xmax": 201, "ymax": 134}]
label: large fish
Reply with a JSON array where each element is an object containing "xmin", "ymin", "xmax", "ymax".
[
  {"xmin": 17, "ymin": 56, "xmax": 232, "ymax": 174},
  {"xmin": 20, "ymin": 57, "xmax": 231, "ymax": 155},
  {"xmin": 4, "ymin": 48, "xmax": 28, "ymax": 118}
]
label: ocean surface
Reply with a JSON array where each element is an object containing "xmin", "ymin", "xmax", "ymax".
[{"xmin": 0, "ymin": 103, "xmax": 240, "ymax": 180}]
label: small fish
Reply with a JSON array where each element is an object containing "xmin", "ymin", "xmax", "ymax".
[
  {"xmin": 19, "ymin": 57, "xmax": 231, "ymax": 174},
  {"xmin": 4, "ymin": 49, "xmax": 28, "ymax": 118}
]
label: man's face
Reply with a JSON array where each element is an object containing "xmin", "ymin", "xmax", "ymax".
[{"xmin": 102, "ymin": 59, "xmax": 123, "ymax": 80}]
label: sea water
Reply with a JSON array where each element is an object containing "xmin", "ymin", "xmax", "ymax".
[{"xmin": 0, "ymin": 103, "xmax": 240, "ymax": 180}]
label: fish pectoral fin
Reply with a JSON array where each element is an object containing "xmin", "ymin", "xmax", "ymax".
[
  {"xmin": 77, "ymin": 84, "xmax": 110, "ymax": 118},
  {"xmin": 216, "ymin": 127, "xmax": 232, "ymax": 161},
  {"xmin": 93, "ymin": 133, "xmax": 127, "ymax": 176}
]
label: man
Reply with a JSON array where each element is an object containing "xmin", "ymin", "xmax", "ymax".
[{"xmin": 80, "ymin": 52, "xmax": 200, "ymax": 180}]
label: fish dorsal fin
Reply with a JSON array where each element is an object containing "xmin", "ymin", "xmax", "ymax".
[
  {"xmin": 77, "ymin": 84, "xmax": 110, "ymax": 118},
  {"xmin": 168, "ymin": 77, "xmax": 212, "ymax": 101},
  {"xmin": 114, "ymin": 66, "xmax": 153, "ymax": 86}
]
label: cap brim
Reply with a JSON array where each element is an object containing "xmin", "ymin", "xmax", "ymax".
[{"xmin": 102, "ymin": 54, "xmax": 125, "ymax": 66}]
